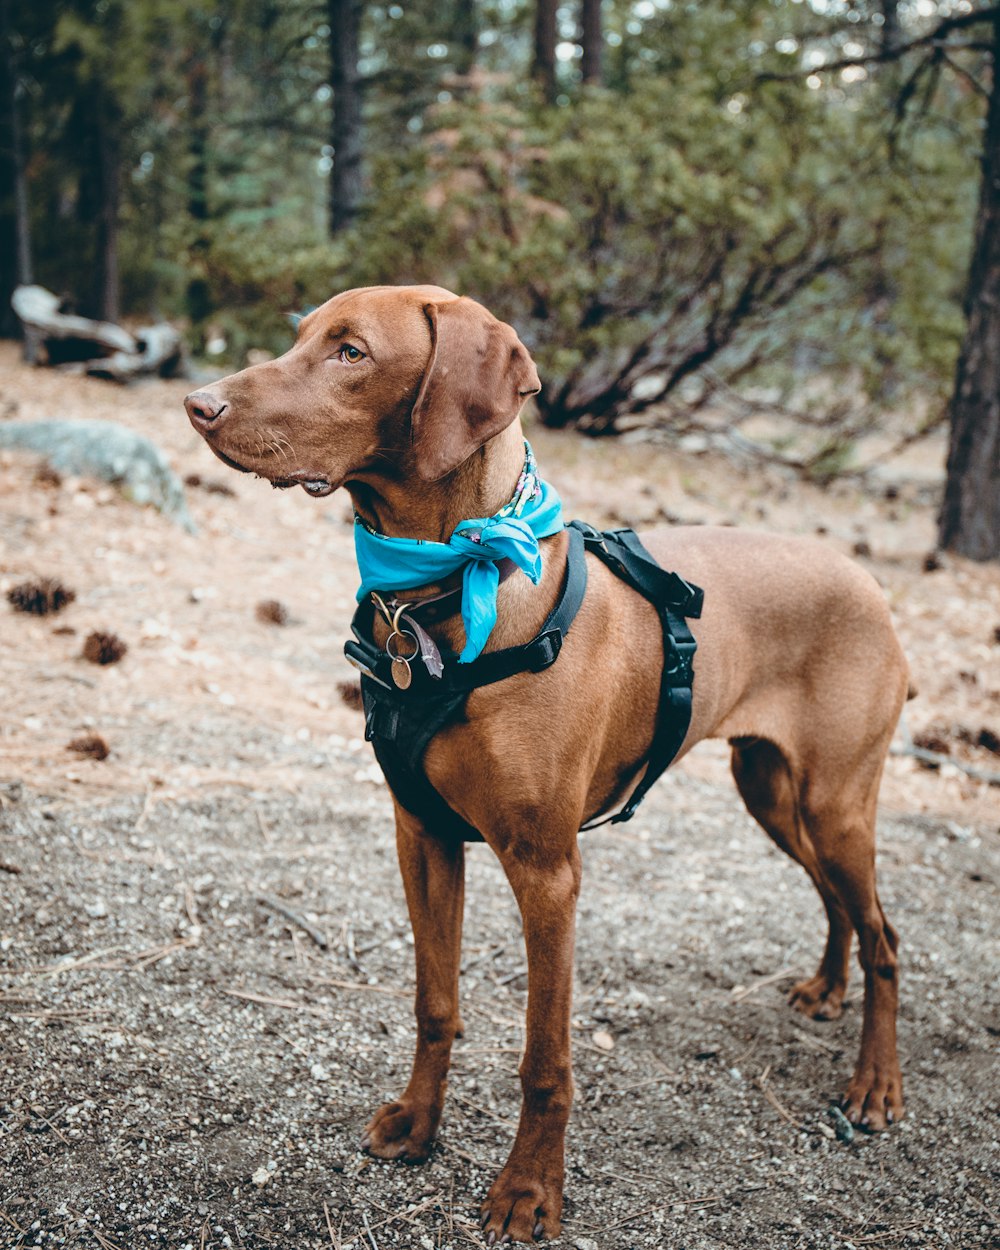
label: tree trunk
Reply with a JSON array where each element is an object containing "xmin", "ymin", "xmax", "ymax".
[
  {"xmin": 881, "ymin": 0, "xmax": 901, "ymax": 55},
  {"xmin": 453, "ymin": 0, "xmax": 478, "ymax": 77},
  {"xmin": 938, "ymin": 16, "xmax": 1000, "ymax": 561},
  {"xmin": 185, "ymin": 43, "xmax": 212, "ymax": 327},
  {"xmin": 0, "ymin": 0, "xmax": 33, "ymax": 342},
  {"xmin": 581, "ymin": 0, "xmax": 602, "ymax": 86},
  {"xmin": 95, "ymin": 90, "xmax": 121, "ymax": 324},
  {"xmin": 329, "ymin": 0, "xmax": 364, "ymax": 234},
  {"xmin": 533, "ymin": 0, "xmax": 557, "ymax": 104}
]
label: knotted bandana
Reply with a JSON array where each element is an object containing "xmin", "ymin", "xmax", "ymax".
[{"xmin": 353, "ymin": 442, "xmax": 564, "ymax": 663}]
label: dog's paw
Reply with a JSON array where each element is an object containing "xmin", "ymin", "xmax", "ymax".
[
  {"xmin": 788, "ymin": 973, "xmax": 846, "ymax": 1021},
  {"xmin": 360, "ymin": 1099, "xmax": 437, "ymax": 1163},
  {"xmin": 480, "ymin": 1166, "xmax": 562, "ymax": 1244},
  {"xmin": 841, "ymin": 1065, "xmax": 904, "ymax": 1132}
]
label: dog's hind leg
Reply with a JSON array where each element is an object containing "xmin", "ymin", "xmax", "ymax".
[
  {"xmin": 731, "ymin": 737, "xmax": 852, "ymax": 1021},
  {"xmin": 800, "ymin": 782, "xmax": 903, "ymax": 1130},
  {"xmin": 362, "ymin": 803, "xmax": 465, "ymax": 1162},
  {"xmin": 733, "ymin": 735, "xmax": 903, "ymax": 1130}
]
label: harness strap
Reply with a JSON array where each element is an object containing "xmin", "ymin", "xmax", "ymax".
[
  {"xmin": 344, "ymin": 521, "xmax": 702, "ymax": 838},
  {"xmin": 569, "ymin": 521, "xmax": 701, "ymax": 829},
  {"xmin": 350, "ymin": 526, "xmax": 589, "ymax": 836}
]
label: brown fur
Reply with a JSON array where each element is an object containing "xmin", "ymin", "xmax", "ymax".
[{"xmin": 186, "ymin": 286, "xmax": 908, "ymax": 1245}]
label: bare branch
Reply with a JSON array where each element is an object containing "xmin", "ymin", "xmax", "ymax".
[{"xmin": 757, "ymin": 4, "xmax": 1000, "ymax": 82}]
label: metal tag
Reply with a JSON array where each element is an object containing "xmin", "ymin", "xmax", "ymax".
[{"xmin": 391, "ymin": 657, "xmax": 412, "ymax": 689}]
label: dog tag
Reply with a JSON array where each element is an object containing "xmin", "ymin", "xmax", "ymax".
[{"xmin": 391, "ymin": 657, "xmax": 413, "ymax": 689}]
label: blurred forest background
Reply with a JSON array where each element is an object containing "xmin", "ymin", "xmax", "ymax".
[{"xmin": 1, "ymin": 0, "xmax": 998, "ymax": 557}]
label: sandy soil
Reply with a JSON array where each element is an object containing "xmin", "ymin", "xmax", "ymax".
[{"xmin": 1, "ymin": 345, "xmax": 998, "ymax": 1249}]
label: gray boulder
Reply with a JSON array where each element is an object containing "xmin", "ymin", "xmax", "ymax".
[{"xmin": 0, "ymin": 419, "xmax": 195, "ymax": 532}]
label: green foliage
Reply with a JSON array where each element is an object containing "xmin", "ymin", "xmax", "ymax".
[
  {"xmin": 332, "ymin": 66, "xmax": 975, "ymax": 428},
  {"xmin": 4, "ymin": 0, "xmax": 986, "ymax": 437}
]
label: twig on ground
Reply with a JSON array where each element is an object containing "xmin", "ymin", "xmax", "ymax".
[
  {"xmin": 362, "ymin": 1210, "xmax": 380, "ymax": 1250},
  {"xmin": 790, "ymin": 1024, "xmax": 839, "ymax": 1054},
  {"xmin": 184, "ymin": 883, "xmax": 199, "ymax": 927},
  {"xmin": 222, "ymin": 988, "xmax": 330, "ymax": 1016},
  {"xmin": 838, "ymin": 1222, "xmax": 926, "ymax": 1245},
  {"xmin": 584, "ymin": 1200, "xmax": 683, "ymax": 1235},
  {"xmin": 607, "ymin": 1074, "xmax": 675, "ymax": 1097},
  {"xmin": 460, "ymin": 942, "xmax": 507, "ymax": 974},
  {"xmin": 756, "ymin": 1069, "xmax": 808, "ymax": 1130},
  {"xmin": 29, "ymin": 1105, "xmax": 70, "ymax": 1145},
  {"xmin": 272, "ymin": 1027, "xmax": 310, "ymax": 1056},
  {"xmin": 341, "ymin": 918, "xmax": 361, "ymax": 971},
  {"xmin": 439, "ymin": 1140, "xmax": 487, "ymax": 1167},
  {"xmin": 69, "ymin": 1211, "xmax": 123, "ymax": 1250},
  {"xmin": 730, "ymin": 966, "xmax": 799, "ymax": 1002},
  {"xmin": 256, "ymin": 891, "xmax": 329, "ymax": 950},
  {"xmin": 134, "ymin": 788, "xmax": 155, "ymax": 831},
  {"xmin": 450, "ymin": 1089, "xmax": 519, "ymax": 1129},
  {"xmin": 313, "ymin": 976, "xmax": 410, "ymax": 998},
  {"xmin": 452, "ymin": 1216, "xmax": 489, "ymax": 1248},
  {"xmin": 323, "ymin": 1200, "xmax": 341, "ymax": 1249},
  {"xmin": 496, "ymin": 965, "xmax": 528, "ymax": 986},
  {"xmin": 26, "ymin": 937, "xmax": 198, "ymax": 979},
  {"xmin": 31, "ymin": 947, "xmax": 125, "ymax": 977},
  {"xmin": 0, "ymin": 1208, "xmax": 27, "ymax": 1235},
  {"xmin": 133, "ymin": 936, "xmax": 199, "ymax": 967},
  {"xmin": 361, "ymin": 1194, "xmax": 444, "ymax": 1238}
]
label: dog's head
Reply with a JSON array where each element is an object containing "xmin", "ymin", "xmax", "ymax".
[{"xmin": 184, "ymin": 285, "xmax": 540, "ymax": 496}]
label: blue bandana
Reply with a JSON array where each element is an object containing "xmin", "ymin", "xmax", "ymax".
[{"xmin": 353, "ymin": 442, "xmax": 564, "ymax": 663}]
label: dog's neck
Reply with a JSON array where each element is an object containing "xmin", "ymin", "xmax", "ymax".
[
  {"xmin": 348, "ymin": 422, "xmax": 527, "ymax": 544},
  {"xmin": 348, "ymin": 419, "xmax": 566, "ymax": 656}
]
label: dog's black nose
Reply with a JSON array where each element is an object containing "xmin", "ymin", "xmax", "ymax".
[{"xmin": 185, "ymin": 391, "xmax": 228, "ymax": 428}]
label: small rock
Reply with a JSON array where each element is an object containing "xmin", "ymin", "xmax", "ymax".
[
  {"xmin": 592, "ymin": 1029, "xmax": 615, "ymax": 1052},
  {"xmin": 827, "ymin": 1105, "xmax": 855, "ymax": 1143},
  {"xmin": 85, "ymin": 899, "xmax": 108, "ymax": 919},
  {"xmin": 251, "ymin": 1167, "xmax": 272, "ymax": 1187}
]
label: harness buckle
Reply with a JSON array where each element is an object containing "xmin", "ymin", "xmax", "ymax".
[
  {"xmin": 671, "ymin": 577, "xmax": 704, "ymax": 618},
  {"xmin": 345, "ymin": 641, "xmax": 392, "ymax": 689},
  {"xmin": 665, "ymin": 638, "xmax": 696, "ymax": 686},
  {"xmin": 526, "ymin": 628, "xmax": 563, "ymax": 671},
  {"xmin": 571, "ymin": 519, "xmax": 606, "ymax": 550}
]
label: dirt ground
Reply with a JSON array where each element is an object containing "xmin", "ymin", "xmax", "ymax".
[{"xmin": 1, "ymin": 344, "xmax": 998, "ymax": 1250}]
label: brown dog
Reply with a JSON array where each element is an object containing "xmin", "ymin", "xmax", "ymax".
[{"xmin": 185, "ymin": 285, "xmax": 907, "ymax": 1245}]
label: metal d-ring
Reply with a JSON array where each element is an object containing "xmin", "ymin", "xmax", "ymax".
[{"xmin": 385, "ymin": 626, "xmax": 418, "ymax": 661}]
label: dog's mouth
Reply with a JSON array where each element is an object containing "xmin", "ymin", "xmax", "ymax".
[{"xmin": 205, "ymin": 443, "xmax": 336, "ymax": 497}]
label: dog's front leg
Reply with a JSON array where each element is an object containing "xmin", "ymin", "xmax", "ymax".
[
  {"xmin": 362, "ymin": 803, "xmax": 465, "ymax": 1162},
  {"xmin": 480, "ymin": 838, "xmax": 582, "ymax": 1245}
]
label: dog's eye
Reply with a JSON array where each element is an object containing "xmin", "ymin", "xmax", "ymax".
[{"xmin": 339, "ymin": 344, "xmax": 365, "ymax": 363}]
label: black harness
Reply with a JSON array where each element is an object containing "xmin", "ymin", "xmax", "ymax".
[{"xmin": 344, "ymin": 520, "xmax": 704, "ymax": 841}]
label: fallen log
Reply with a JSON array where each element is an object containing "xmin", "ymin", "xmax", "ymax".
[
  {"xmin": 10, "ymin": 284, "xmax": 182, "ymax": 380},
  {"xmin": 85, "ymin": 323, "xmax": 183, "ymax": 381}
]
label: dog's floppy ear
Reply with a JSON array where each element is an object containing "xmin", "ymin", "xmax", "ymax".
[{"xmin": 410, "ymin": 297, "xmax": 541, "ymax": 482}]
